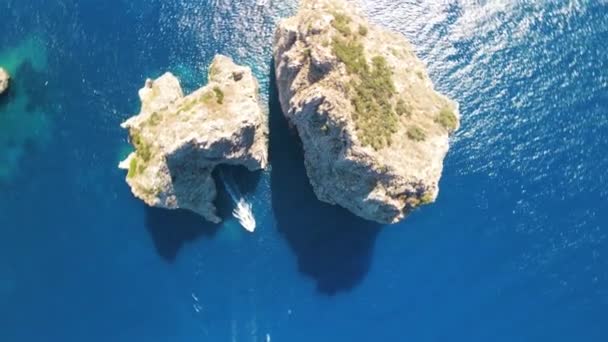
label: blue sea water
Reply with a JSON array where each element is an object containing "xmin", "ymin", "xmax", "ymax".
[{"xmin": 1, "ymin": 0, "xmax": 607, "ymax": 341}]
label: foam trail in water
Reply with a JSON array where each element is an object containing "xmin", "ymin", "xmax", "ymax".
[{"xmin": 218, "ymin": 169, "xmax": 256, "ymax": 232}]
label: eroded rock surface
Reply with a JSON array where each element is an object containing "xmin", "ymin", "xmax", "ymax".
[
  {"xmin": 119, "ymin": 55, "xmax": 268, "ymax": 223},
  {"xmin": 274, "ymin": 0, "xmax": 460, "ymax": 223}
]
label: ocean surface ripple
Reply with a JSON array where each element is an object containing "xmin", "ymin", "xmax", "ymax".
[{"xmin": 0, "ymin": 0, "xmax": 606, "ymax": 341}]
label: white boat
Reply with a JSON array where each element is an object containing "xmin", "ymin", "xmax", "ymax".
[{"xmin": 218, "ymin": 168, "xmax": 256, "ymax": 233}]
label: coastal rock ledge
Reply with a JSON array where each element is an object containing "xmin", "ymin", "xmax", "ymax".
[
  {"xmin": 0, "ymin": 67, "xmax": 10, "ymax": 95},
  {"xmin": 119, "ymin": 55, "xmax": 268, "ymax": 223},
  {"xmin": 274, "ymin": 0, "xmax": 460, "ymax": 224}
]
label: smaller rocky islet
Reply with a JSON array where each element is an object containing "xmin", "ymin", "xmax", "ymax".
[
  {"xmin": 120, "ymin": 0, "xmax": 460, "ymax": 226},
  {"xmin": 119, "ymin": 55, "xmax": 268, "ymax": 223}
]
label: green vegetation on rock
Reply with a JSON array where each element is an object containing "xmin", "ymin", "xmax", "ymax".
[
  {"xmin": 148, "ymin": 112, "xmax": 161, "ymax": 125},
  {"xmin": 436, "ymin": 107, "xmax": 458, "ymax": 132},
  {"xmin": 209, "ymin": 64, "xmax": 220, "ymax": 79},
  {"xmin": 127, "ymin": 157, "xmax": 139, "ymax": 179},
  {"xmin": 332, "ymin": 37, "xmax": 366, "ymax": 74},
  {"xmin": 405, "ymin": 191, "xmax": 434, "ymax": 208},
  {"xmin": 395, "ymin": 98, "xmax": 411, "ymax": 117},
  {"xmin": 201, "ymin": 91, "xmax": 215, "ymax": 104},
  {"xmin": 331, "ymin": 12, "xmax": 399, "ymax": 150},
  {"xmin": 304, "ymin": 47, "xmax": 312, "ymax": 59},
  {"xmin": 177, "ymin": 96, "xmax": 203, "ymax": 115},
  {"xmin": 213, "ymin": 86, "xmax": 224, "ymax": 105},
  {"xmin": 407, "ymin": 126, "xmax": 426, "ymax": 141},
  {"xmin": 358, "ymin": 25, "xmax": 368, "ymax": 36},
  {"xmin": 177, "ymin": 100, "xmax": 195, "ymax": 114},
  {"xmin": 128, "ymin": 129, "xmax": 152, "ymax": 178},
  {"xmin": 130, "ymin": 130, "xmax": 152, "ymax": 162},
  {"xmin": 420, "ymin": 192, "xmax": 434, "ymax": 205},
  {"xmin": 332, "ymin": 11, "xmax": 352, "ymax": 36}
]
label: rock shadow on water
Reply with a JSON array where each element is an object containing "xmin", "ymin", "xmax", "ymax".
[
  {"xmin": 213, "ymin": 164, "xmax": 263, "ymax": 199},
  {"xmin": 144, "ymin": 207, "xmax": 221, "ymax": 262},
  {"xmin": 268, "ymin": 71, "xmax": 382, "ymax": 295},
  {"xmin": 143, "ymin": 165, "xmax": 261, "ymax": 262}
]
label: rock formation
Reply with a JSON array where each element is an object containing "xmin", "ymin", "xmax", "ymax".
[
  {"xmin": 119, "ymin": 55, "xmax": 268, "ymax": 223},
  {"xmin": 0, "ymin": 67, "xmax": 9, "ymax": 95},
  {"xmin": 274, "ymin": 0, "xmax": 460, "ymax": 224}
]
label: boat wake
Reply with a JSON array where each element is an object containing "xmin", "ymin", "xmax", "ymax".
[
  {"xmin": 232, "ymin": 198, "xmax": 256, "ymax": 232},
  {"xmin": 218, "ymin": 168, "xmax": 256, "ymax": 233}
]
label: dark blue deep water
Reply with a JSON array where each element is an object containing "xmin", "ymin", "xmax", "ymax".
[{"xmin": 1, "ymin": 0, "xmax": 607, "ymax": 341}]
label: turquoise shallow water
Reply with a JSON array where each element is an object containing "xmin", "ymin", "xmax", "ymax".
[{"xmin": 1, "ymin": 0, "xmax": 607, "ymax": 341}]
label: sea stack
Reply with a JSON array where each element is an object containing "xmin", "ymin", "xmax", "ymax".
[
  {"xmin": 0, "ymin": 67, "xmax": 10, "ymax": 95},
  {"xmin": 273, "ymin": 0, "xmax": 460, "ymax": 224},
  {"xmin": 119, "ymin": 55, "xmax": 268, "ymax": 223}
]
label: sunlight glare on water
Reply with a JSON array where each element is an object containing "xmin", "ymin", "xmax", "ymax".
[{"xmin": 364, "ymin": 0, "xmax": 608, "ymax": 290}]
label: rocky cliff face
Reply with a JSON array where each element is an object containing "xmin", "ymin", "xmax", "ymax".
[
  {"xmin": 119, "ymin": 55, "xmax": 268, "ymax": 223},
  {"xmin": 274, "ymin": 0, "xmax": 460, "ymax": 224},
  {"xmin": 0, "ymin": 67, "xmax": 9, "ymax": 95}
]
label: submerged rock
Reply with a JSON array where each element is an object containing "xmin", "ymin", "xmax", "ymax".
[
  {"xmin": 119, "ymin": 55, "xmax": 268, "ymax": 223},
  {"xmin": 274, "ymin": 0, "xmax": 460, "ymax": 224},
  {"xmin": 0, "ymin": 68, "xmax": 9, "ymax": 95},
  {"xmin": 0, "ymin": 37, "xmax": 51, "ymax": 182}
]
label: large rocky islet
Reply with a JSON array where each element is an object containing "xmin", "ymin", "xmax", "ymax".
[{"xmin": 273, "ymin": 0, "xmax": 459, "ymax": 223}]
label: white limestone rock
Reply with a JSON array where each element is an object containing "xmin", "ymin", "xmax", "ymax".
[
  {"xmin": 0, "ymin": 68, "xmax": 10, "ymax": 95},
  {"xmin": 274, "ymin": 0, "xmax": 460, "ymax": 223},
  {"xmin": 119, "ymin": 55, "xmax": 268, "ymax": 223}
]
